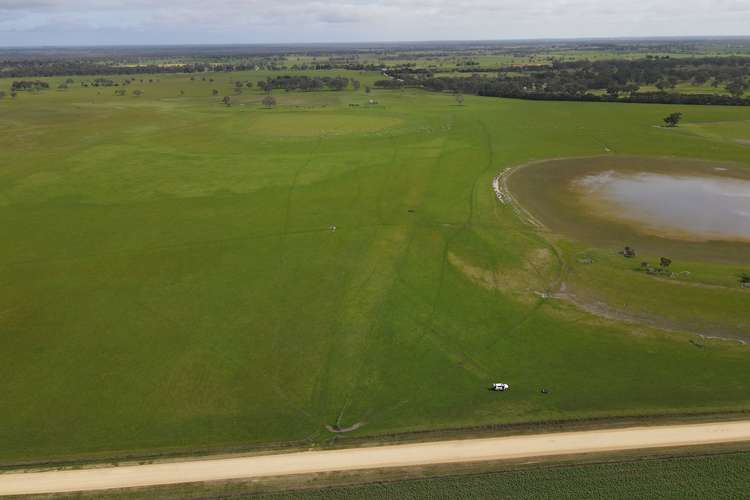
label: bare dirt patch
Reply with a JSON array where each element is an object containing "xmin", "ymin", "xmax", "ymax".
[
  {"xmin": 448, "ymin": 248, "xmax": 554, "ymax": 301},
  {"xmin": 326, "ymin": 422, "xmax": 366, "ymax": 433}
]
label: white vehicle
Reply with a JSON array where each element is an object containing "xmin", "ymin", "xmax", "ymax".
[{"xmin": 491, "ymin": 383, "xmax": 510, "ymax": 391}]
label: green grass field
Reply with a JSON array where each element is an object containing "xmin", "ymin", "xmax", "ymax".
[{"xmin": 1, "ymin": 71, "xmax": 750, "ymax": 464}]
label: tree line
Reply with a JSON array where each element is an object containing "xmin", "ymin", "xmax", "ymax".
[
  {"xmin": 0, "ymin": 60, "xmax": 283, "ymax": 78},
  {"xmin": 257, "ymin": 75, "xmax": 353, "ymax": 92},
  {"xmin": 10, "ymin": 80, "xmax": 50, "ymax": 91},
  {"xmin": 376, "ymin": 57, "xmax": 750, "ymax": 105}
]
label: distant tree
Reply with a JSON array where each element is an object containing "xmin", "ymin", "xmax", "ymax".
[
  {"xmin": 663, "ymin": 112, "xmax": 683, "ymax": 127},
  {"xmin": 329, "ymin": 78, "xmax": 347, "ymax": 91},
  {"xmin": 11, "ymin": 80, "xmax": 49, "ymax": 92},
  {"xmin": 623, "ymin": 83, "xmax": 640, "ymax": 95},
  {"xmin": 262, "ymin": 95, "xmax": 277, "ymax": 108},
  {"xmin": 455, "ymin": 94, "xmax": 465, "ymax": 105},
  {"xmin": 245, "ymin": 81, "xmax": 253, "ymax": 88},
  {"xmin": 659, "ymin": 257, "xmax": 672, "ymax": 268},
  {"xmin": 223, "ymin": 95, "xmax": 232, "ymax": 106},
  {"xmin": 114, "ymin": 89, "xmax": 127, "ymax": 96},
  {"xmin": 212, "ymin": 89, "xmax": 219, "ymax": 96},
  {"xmin": 133, "ymin": 89, "xmax": 143, "ymax": 97},
  {"xmin": 365, "ymin": 86, "xmax": 371, "ymax": 94},
  {"xmin": 352, "ymin": 79, "xmax": 361, "ymax": 91},
  {"xmin": 621, "ymin": 246, "xmax": 636, "ymax": 258},
  {"xmin": 692, "ymin": 72, "xmax": 709, "ymax": 85},
  {"xmin": 655, "ymin": 79, "xmax": 676, "ymax": 91},
  {"xmin": 740, "ymin": 273, "xmax": 750, "ymax": 284},
  {"xmin": 725, "ymin": 79, "xmax": 749, "ymax": 99}
]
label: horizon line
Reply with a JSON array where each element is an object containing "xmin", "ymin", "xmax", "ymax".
[{"xmin": 3, "ymin": 34, "xmax": 750, "ymax": 50}]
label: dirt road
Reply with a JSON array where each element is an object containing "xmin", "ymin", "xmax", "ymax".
[{"xmin": 2, "ymin": 420, "xmax": 750, "ymax": 496}]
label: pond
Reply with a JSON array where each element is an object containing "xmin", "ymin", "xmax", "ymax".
[
  {"xmin": 506, "ymin": 156, "xmax": 750, "ymax": 262},
  {"xmin": 575, "ymin": 171, "xmax": 750, "ymax": 242}
]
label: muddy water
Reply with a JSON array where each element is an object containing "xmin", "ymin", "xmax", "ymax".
[
  {"xmin": 576, "ymin": 172, "xmax": 750, "ymax": 242},
  {"xmin": 506, "ymin": 156, "xmax": 750, "ymax": 263}
]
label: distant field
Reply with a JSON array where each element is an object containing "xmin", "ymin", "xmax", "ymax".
[{"xmin": 1, "ymin": 69, "xmax": 750, "ymax": 464}]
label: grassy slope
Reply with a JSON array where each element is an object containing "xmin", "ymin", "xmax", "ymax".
[{"xmin": 1, "ymin": 72, "xmax": 750, "ymax": 463}]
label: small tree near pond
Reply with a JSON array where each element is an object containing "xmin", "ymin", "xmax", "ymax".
[
  {"xmin": 663, "ymin": 112, "xmax": 683, "ymax": 127},
  {"xmin": 620, "ymin": 246, "xmax": 636, "ymax": 258}
]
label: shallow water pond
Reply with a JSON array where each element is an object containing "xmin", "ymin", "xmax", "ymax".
[
  {"xmin": 576, "ymin": 171, "xmax": 750, "ymax": 242},
  {"xmin": 506, "ymin": 156, "xmax": 750, "ymax": 262}
]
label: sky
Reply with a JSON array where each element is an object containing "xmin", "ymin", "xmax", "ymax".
[{"xmin": 1, "ymin": 0, "xmax": 749, "ymax": 47}]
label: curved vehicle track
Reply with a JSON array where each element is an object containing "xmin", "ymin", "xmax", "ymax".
[{"xmin": 2, "ymin": 421, "xmax": 750, "ymax": 496}]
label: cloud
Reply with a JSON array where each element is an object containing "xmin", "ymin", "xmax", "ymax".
[{"xmin": 0, "ymin": 0, "xmax": 748, "ymax": 45}]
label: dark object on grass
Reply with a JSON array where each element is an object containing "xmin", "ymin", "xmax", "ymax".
[
  {"xmin": 663, "ymin": 112, "xmax": 683, "ymax": 127},
  {"xmin": 262, "ymin": 95, "xmax": 277, "ymax": 108},
  {"xmin": 541, "ymin": 388, "xmax": 549, "ymax": 394},
  {"xmin": 620, "ymin": 246, "xmax": 636, "ymax": 258}
]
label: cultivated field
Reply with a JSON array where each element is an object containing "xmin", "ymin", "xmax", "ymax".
[
  {"xmin": 1, "ymin": 67, "xmax": 750, "ymax": 465},
  {"xmin": 248, "ymin": 450, "xmax": 750, "ymax": 500}
]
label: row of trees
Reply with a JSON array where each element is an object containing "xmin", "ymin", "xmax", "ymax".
[
  {"xmin": 375, "ymin": 55, "xmax": 750, "ymax": 103},
  {"xmin": 0, "ymin": 60, "xmax": 284, "ymax": 78},
  {"xmin": 256, "ymin": 75, "xmax": 352, "ymax": 92},
  {"xmin": 10, "ymin": 80, "xmax": 49, "ymax": 91},
  {"xmin": 114, "ymin": 89, "xmax": 143, "ymax": 96},
  {"xmin": 220, "ymin": 95, "xmax": 276, "ymax": 107},
  {"xmin": 375, "ymin": 65, "xmax": 750, "ymax": 105}
]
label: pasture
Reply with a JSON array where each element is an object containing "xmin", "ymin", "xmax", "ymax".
[{"xmin": 1, "ymin": 70, "xmax": 750, "ymax": 463}]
